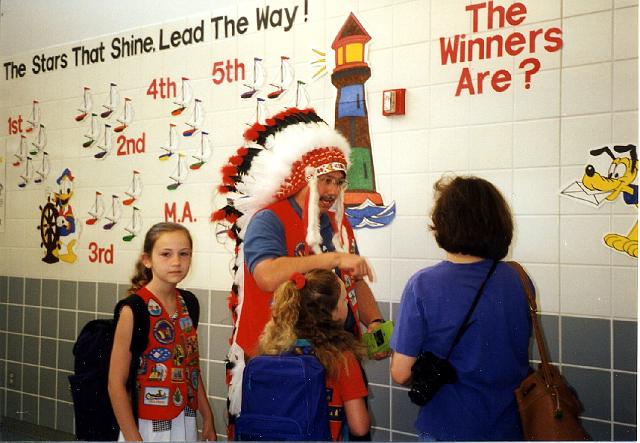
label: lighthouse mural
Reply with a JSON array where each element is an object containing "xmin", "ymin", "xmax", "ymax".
[{"xmin": 331, "ymin": 13, "xmax": 395, "ymax": 228}]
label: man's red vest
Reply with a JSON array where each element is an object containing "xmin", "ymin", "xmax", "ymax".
[
  {"xmin": 136, "ymin": 287, "xmax": 200, "ymax": 420},
  {"xmin": 236, "ymin": 199, "xmax": 360, "ymax": 356}
]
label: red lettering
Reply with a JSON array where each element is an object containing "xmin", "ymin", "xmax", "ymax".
[
  {"xmin": 456, "ymin": 68, "xmax": 476, "ymax": 96},
  {"xmin": 507, "ymin": 2, "xmax": 527, "ymax": 26},
  {"xmin": 528, "ymin": 28, "xmax": 544, "ymax": 53},
  {"xmin": 440, "ymin": 35, "xmax": 463, "ymax": 65},
  {"xmin": 164, "ymin": 202, "xmax": 178, "ymax": 222},
  {"xmin": 456, "ymin": 67, "xmax": 512, "ymax": 96},
  {"xmin": 466, "ymin": 2, "xmax": 486, "ymax": 33},
  {"xmin": 505, "ymin": 32, "xmax": 526, "ymax": 56},
  {"xmin": 181, "ymin": 201, "xmax": 194, "ymax": 223},
  {"xmin": 491, "ymin": 69, "xmax": 511, "ymax": 92},
  {"xmin": 544, "ymin": 28, "xmax": 563, "ymax": 52}
]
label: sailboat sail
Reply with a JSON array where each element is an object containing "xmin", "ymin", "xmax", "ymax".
[
  {"xmin": 30, "ymin": 124, "xmax": 47, "ymax": 155},
  {"xmin": 241, "ymin": 57, "xmax": 266, "ymax": 99},
  {"xmin": 246, "ymin": 97, "xmax": 268, "ymax": 126},
  {"xmin": 12, "ymin": 135, "xmax": 28, "ymax": 167},
  {"xmin": 167, "ymin": 152, "xmax": 188, "ymax": 190},
  {"xmin": 34, "ymin": 152, "xmax": 50, "ymax": 184},
  {"xmin": 86, "ymin": 190, "xmax": 105, "ymax": 225},
  {"xmin": 190, "ymin": 131, "xmax": 212, "ymax": 170},
  {"xmin": 83, "ymin": 113, "xmax": 100, "ymax": 148},
  {"xmin": 268, "ymin": 56, "xmax": 294, "ymax": 99},
  {"xmin": 18, "ymin": 156, "xmax": 33, "ymax": 188},
  {"xmin": 295, "ymin": 80, "xmax": 310, "ymax": 108},
  {"xmin": 123, "ymin": 170, "xmax": 143, "ymax": 205},
  {"xmin": 183, "ymin": 98, "xmax": 204, "ymax": 137},
  {"xmin": 26, "ymin": 100, "xmax": 41, "ymax": 133},
  {"xmin": 101, "ymin": 83, "xmax": 120, "ymax": 118},
  {"xmin": 103, "ymin": 194, "xmax": 122, "ymax": 230},
  {"xmin": 172, "ymin": 77, "xmax": 193, "ymax": 116},
  {"xmin": 75, "ymin": 87, "xmax": 92, "ymax": 122},
  {"xmin": 159, "ymin": 124, "xmax": 179, "ymax": 160},
  {"xmin": 94, "ymin": 124, "xmax": 113, "ymax": 159},
  {"xmin": 122, "ymin": 206, "xmax": 142, "ymax": 242},
  {"xmin": 114, "ymin": 97, "xmax": 134, "ymax": 133}
]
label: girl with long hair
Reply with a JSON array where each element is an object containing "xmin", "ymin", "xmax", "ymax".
[{"xmin": 259, "ymin": 269, "xmax": 370, "ymax": 441}]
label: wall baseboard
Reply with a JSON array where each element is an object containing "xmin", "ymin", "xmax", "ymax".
[{"xmin": 1, "ymin": 416, "xmax": 75, "ymax": 441}]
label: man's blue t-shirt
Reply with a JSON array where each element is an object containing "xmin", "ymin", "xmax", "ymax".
[
  {"xmin": 243, "ymin": 197, "xmax": 358, "ymax": 332},
  {"xmin": 391, "ymin": 259, "xmax": 531, "ymax": 441}
]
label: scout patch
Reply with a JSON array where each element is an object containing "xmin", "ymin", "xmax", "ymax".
[
  {"xmin": 179, "ymin": 316, "xmax": 193, "ymax": 333},
  {"xmin": 147, "ymin": 299, "xmax": 162, "ymax": 316},
  {"xmin": 171, "ymin": 367, "xmax": 185, "ymax": 383},
  {"xmin": 144, "ymin": 387, "xmax": 169, "ymax": 406},
  {"xmin": 149, "ymin": 363, "xmax": 167, "ymax": 381},
  {"xmin": 173, "ymin": 388, "xmax": 184, "ymax": 406},
  {"xmin": 148, "ymin": 347, "xmax": 172, "ymax": 363},
  {"xmin": 153, "ymin": 319, "xmax": 175, "ymax": 344}
]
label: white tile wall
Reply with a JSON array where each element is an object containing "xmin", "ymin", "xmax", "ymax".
[
  {"xmin": 468, "ymin": 123, "xmax": 513, "ymax": 169},
  {"xmin": 522, "ymin": 263, "xmax": 560, "ymax": 313},
  {"xmin": 560, "ymin": 264, "xmax": 611, "ymax": 316},
  {"xmin": 0, "ymin": 0, "xmax": 636, "ymax": 321},
  {"xmin": 563, "ymin": 0, "xmax": 612, "ymax": 16},
  {"xmin": 613, "ymin": 59, "xmax": 638, "ymax": 111},
  {"xmin": 561, "ymin": 63, "xmax": 612, "ymax": 116},
  {"xmin": 562, "ymin": 11, "xmax": 612, "ymax": 67},
  {"xmin": 512, "ymin": 215, "xmax": 560, "ymax": 263},
  {"xmin": 613, "ymin": 6, "xmax": 638, "ymax": 60},
  {"xmin": 514, "ymin": 69, "xmax": 561, "ymax": 120},
  {"xmin": 560, "ymin": 114, "xmax": 612, "ymax": 165},
  {"xmin": 512, "ymin": 167, "xmax": 560, "ymax": 215},
  {"xmin": 513, "ymin": 118, "xmax": 560, "ymax": 167},
  {"xmin": 611, "ymin": 265, "xmax": 638, "ymax": 319},
  {"xmin": 560, "ymin": 215, "xmax": 612, "ymax": 265}
]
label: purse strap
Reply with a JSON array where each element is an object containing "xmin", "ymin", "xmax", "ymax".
[
  {"xmin": 445, "ymin": 260, "xmax": 498, "ymax": 360},
  {"xmin": 508, "ymin": 261, "xmax": 554, "ymax": 384}
]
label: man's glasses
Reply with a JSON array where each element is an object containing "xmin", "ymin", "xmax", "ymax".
[{"xmin": 318, "ymin": 176, "xmax": 349, "ymax": 189}]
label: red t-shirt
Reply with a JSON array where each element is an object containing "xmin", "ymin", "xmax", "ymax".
[{"xmin": 326, "ymin": 351, "xmax": 369, "ymax": 441}]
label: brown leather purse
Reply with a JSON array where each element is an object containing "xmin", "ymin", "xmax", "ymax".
[{"xmin": 509, "ymin": 262, "xmax": 590, "ymax": 441}]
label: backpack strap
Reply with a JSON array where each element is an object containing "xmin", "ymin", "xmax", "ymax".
[
  {"xmin": 114, "ymin": 293, "xmax": 150, "ymax": 420},
  {"xmin": 179, "ymin": 289, "xmax": 200, "ymax": 330},
  {"xmin": 114, "ymin": 294, "xmax": 149, "ymax": 358}
]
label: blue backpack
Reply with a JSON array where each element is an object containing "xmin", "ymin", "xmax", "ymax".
[{"xmin": 235, "ymin": 340, "xmax": 331, "ymax": 441}]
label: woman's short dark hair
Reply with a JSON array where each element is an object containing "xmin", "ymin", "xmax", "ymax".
[{"xmin": 429, "ymin": 175, "xmax": 513, "ymax": 260}]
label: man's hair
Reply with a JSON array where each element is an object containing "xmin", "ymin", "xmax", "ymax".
[{"xmin": 429, "ymin": 175, "xmax": 513, "ymax": 260}]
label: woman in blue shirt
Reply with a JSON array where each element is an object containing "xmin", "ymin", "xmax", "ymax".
[{"xmin": 390, "ymin": 176, "xmax": 532, "ymax": 441}]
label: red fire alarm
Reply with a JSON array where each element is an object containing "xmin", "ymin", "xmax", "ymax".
[{"xmin": 382, "ymin": 88, "xmax": 405, "ymax": 116}]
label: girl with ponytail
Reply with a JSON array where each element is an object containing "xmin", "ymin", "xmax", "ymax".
[
  {"xmin": 258, "ymin": 269, "xmax": 370, "ymax": 440},
  {"xmin": 109, "ymin": 222, "xmax": 216, "ymax": 441}
]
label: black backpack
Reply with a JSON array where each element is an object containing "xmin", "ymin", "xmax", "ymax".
[{"xmin": 68, "ymin": 289, "xmax": 199, "ymax": 441}]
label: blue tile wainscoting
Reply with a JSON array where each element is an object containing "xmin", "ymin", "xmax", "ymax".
[{"xmin": 0, "ymin": 276, "xmax": 636, "ymax": 441}]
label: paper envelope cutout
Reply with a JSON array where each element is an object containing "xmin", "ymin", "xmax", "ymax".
[{"xmin": 561, "ymin": 181, "xmax": 611, "ymax": 206}]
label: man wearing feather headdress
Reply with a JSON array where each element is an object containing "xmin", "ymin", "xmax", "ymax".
[{"xmin": 213, "ymin": 108, "xmax": 386, "ymax": 434}]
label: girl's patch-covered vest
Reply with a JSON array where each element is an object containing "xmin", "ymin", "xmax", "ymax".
[{"xmin": 136, "ymin": 286, "xmax": 199, "ymax": 420}]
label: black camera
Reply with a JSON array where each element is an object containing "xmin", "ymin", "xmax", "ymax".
[{"xmin": 408, "ymin": 352, "xmax": 457, "ymax": 406}]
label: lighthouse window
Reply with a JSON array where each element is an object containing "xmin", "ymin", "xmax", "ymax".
[
  {"xmin": 338, "ymin": 84, "xmax": 366, "ymax": 118},
  {"xmin": 345, "ymin": 43, "xmax": 363, "ymax": 63}
]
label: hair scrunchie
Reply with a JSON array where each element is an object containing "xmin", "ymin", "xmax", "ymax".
[{"xmin": 290, "ymin": 272, "xmax": 306, "ymax": 289}]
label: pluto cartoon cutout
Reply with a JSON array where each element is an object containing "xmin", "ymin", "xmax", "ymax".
[{"xmin": 561, "ymin": 144, "xmax": 637, "ymax": 258}]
